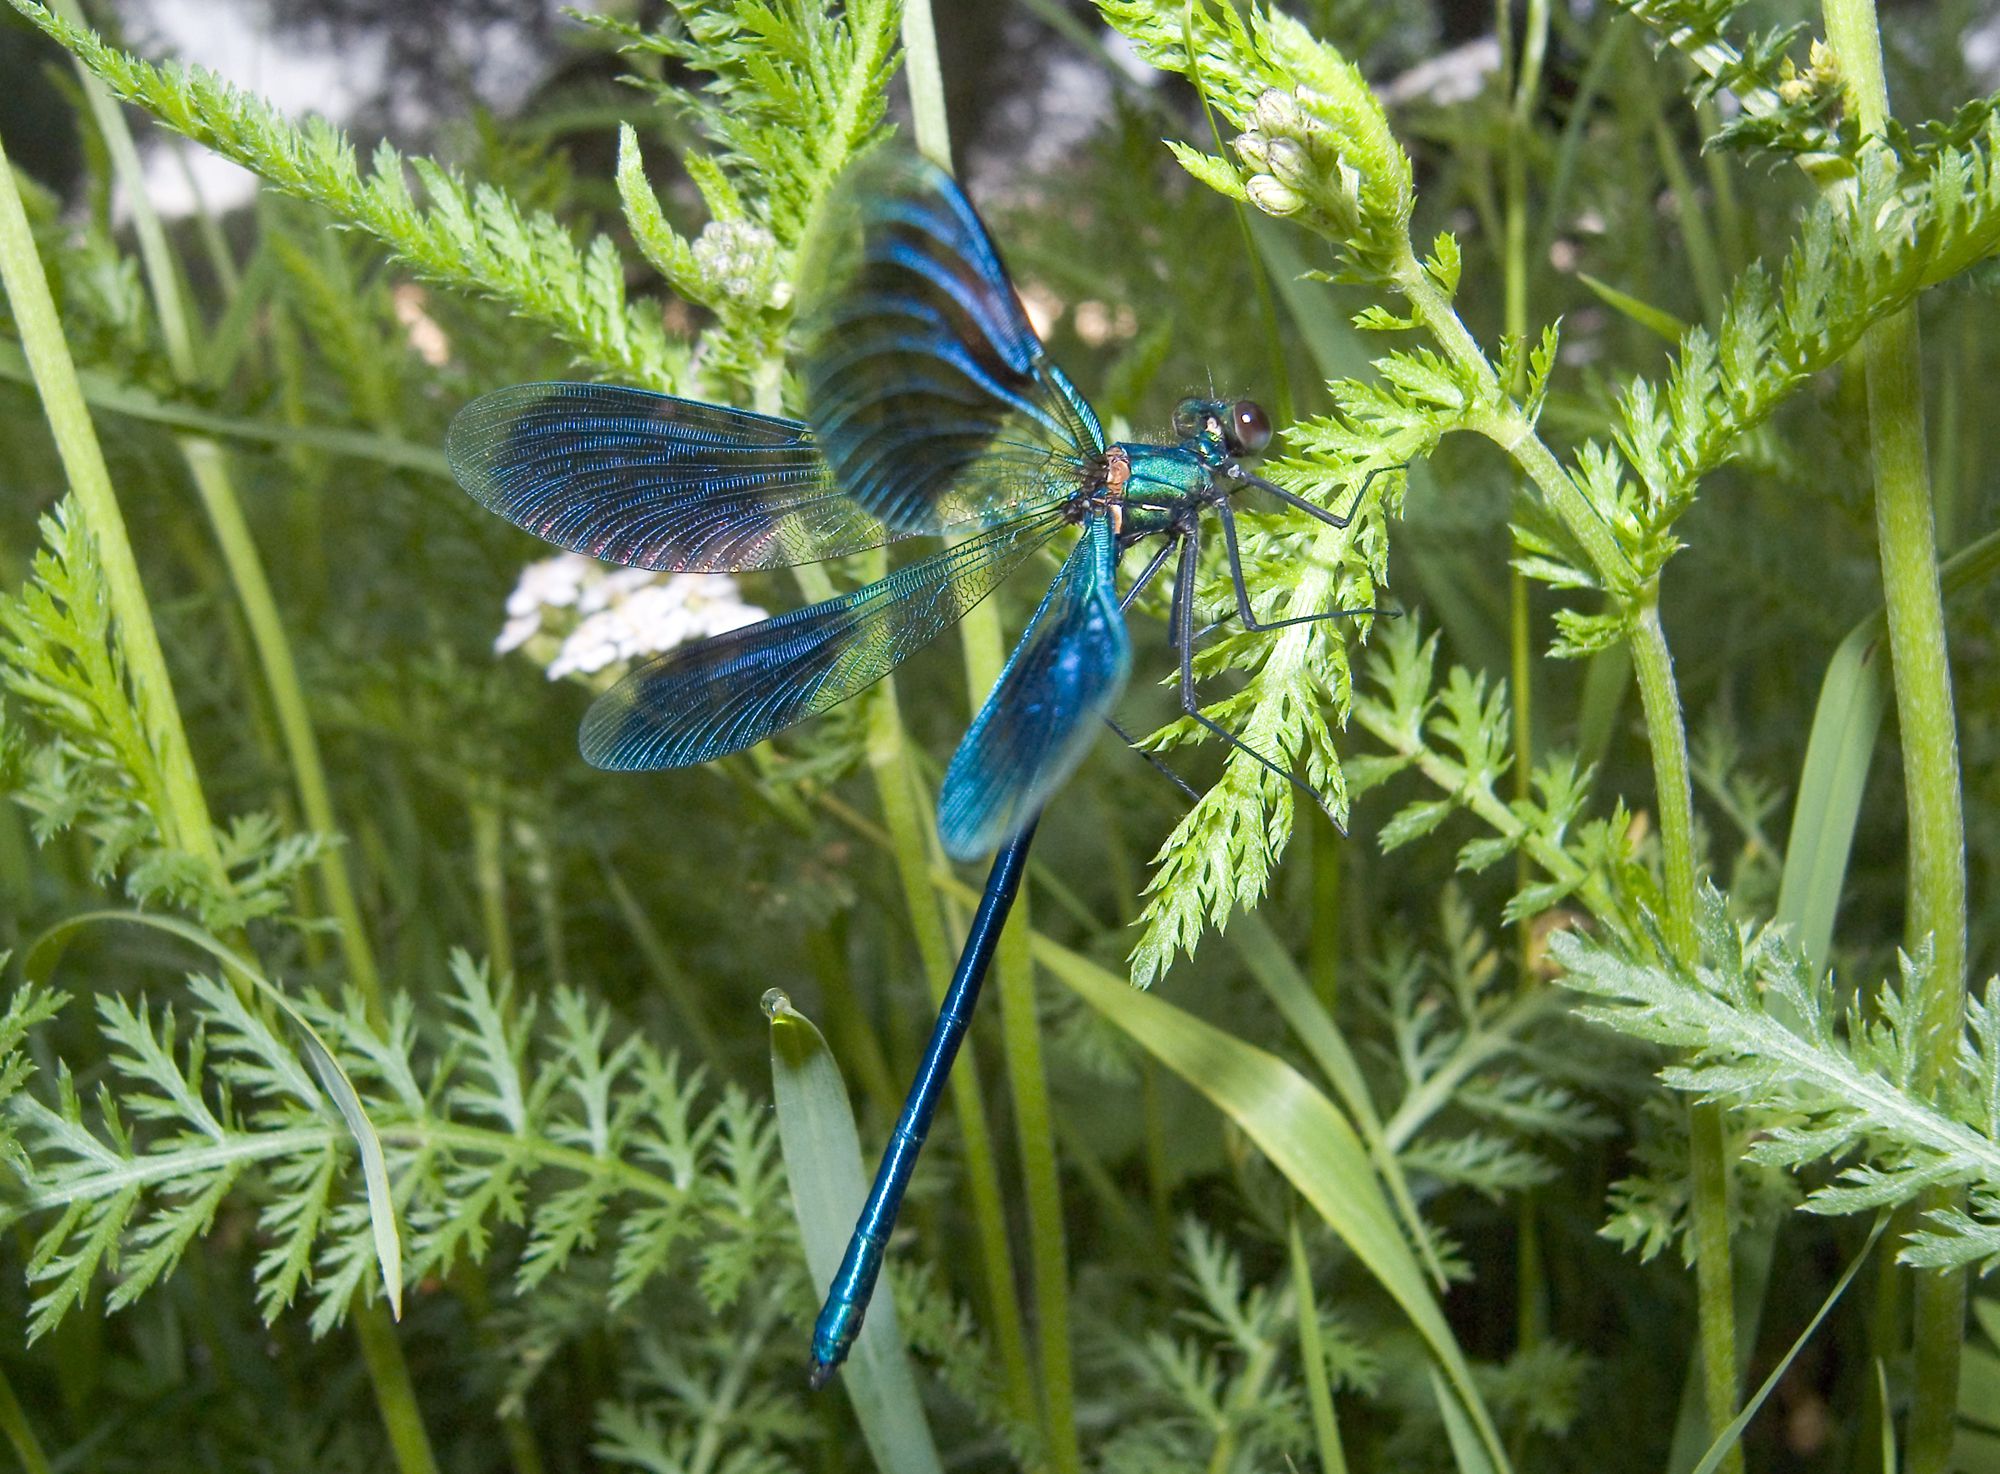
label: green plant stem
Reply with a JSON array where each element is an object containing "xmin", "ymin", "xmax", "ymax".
[
  {"xmin": 1397, "ymin": 241, "xmax": 1738, "ymax": 1462},
  {"xmin": 899, "ymin": 18, "xmax": 1079, "ymax": 1462},
  {"xmin": 470, "ymin": 799, "xmax": 513, "ymax": 979},
  {"xmin": 1815, "ymin": 0, "xmax": 1969, "ymax": 1462},
  {"xmin": 181, "ymin": 437, "xmax": 383, "ymax": 1012},
  {"xmin": 862, "ymin": 681, "xmax": 1038, "ymax": 1433},
  {"xmin": 0, "ymin": 131, "xmax": 224, "ymax": 879},
  {"xmin": 900, "ymin": 0, "xmax": 951, "ymax": 167},
  {"xmin": 351, "ymin": 1300, "xmax": 442, "ymax": 1474},
  {"xmin": 0, "ymin": 1362, "xmax": 52, "ymax": 1474}
]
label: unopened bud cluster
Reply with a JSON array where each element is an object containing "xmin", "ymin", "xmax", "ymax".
[
  {"xmin": 1775, "ymin": 39, "xmax": 1842, "ymax": 110},
  {"xmin": 693, "ymin": 219, "xmax": 791, "ymax": 310},
  {"xmin": 1233, "ymin": 87, "xmax": 1370, "ymax": 241}
]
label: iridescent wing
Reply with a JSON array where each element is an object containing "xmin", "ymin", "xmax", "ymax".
[
  {"xmin": 446, "ymin": 382, "xmax": 897, "ymax": 572},
  {"xmin": 936, "ymin": 514, "xmax": 1129, "ymax": 860},
  {"xmin": 797, "ymin": 152, "xmax": 1105, "ymax": 535},
  {"xmin": 582, "ymin": 507, "xmax": 1070, "ymax": 770}
]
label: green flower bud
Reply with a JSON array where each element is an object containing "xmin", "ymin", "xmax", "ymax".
[
  {"xmin": 1245, "ymin": 173, "xmax": 1304, "ymax": 217},
  {"xmin": 1234, "ymin": 130, "xmax": 1271, "ymax": 170}
]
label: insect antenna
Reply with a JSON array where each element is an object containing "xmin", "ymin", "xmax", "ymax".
[{"xmin": 1104, "ymin": 715, "xmax": 1200, "ymax": 804}]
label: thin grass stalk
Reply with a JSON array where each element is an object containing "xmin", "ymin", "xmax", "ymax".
[
  {"xmin": 600, "ymin": 852, "xmax": 728, "ymax": 1066},
  {"xmin": 862, "ymin": 680, "xmax": 1038, "ymax": 1432},
  {"xmin": 1500, "ymin": 0, "xmax": 1546, "ymax": 1003},
  {"xmin": 181, "ymin": 437, "xmax": 384, "ymax": 1011},
  {"xmin": 0, "ymin": 1363, "xmax": 52, "ymax": 1474},
  {"xmin": 0, "ymin": 131, "xmax": 223, "ymax": 877},
  {"xmin": 1290, "ymin": 1215, "xmax": 1349, "ymax": 1474},
  {"xmin": 516, "ymin": 818, "xmax": 569, "ymax": 993},
  {"xmin": 352, "ymin": 1300, "xmax": 442, "ymax": 1474},
  {"xmin": 50, "ymin": 0, "xmax": 198, "ymax": 382},
  {"xmin": 900, "ymin": 9, "xmax": 1081, "ymax": 1463},
  {"xmin": 1814, "ymin": 2, "xmax": 1969, "ymax": 1464},
  {"xmin": 470, "ymin": 798, "xmax": 514, "ymax": 980}
]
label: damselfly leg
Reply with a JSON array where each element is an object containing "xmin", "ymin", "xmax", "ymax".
[{"xmin": 1167, "ymin": 534, "xmax": 1350, "ymax": 835}]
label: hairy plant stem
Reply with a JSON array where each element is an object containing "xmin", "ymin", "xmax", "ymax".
[
  {"xmin": 1825, "ymin": 32, "xmax": 1966, "ymax": 1474},
  {"xmin": 1394, "ymin": 245, "xmax": 1739, "ymax": 1459},
  {"xmin": 1816, "ymin": 0, "xmax": 1969, "ymax": 1459}
]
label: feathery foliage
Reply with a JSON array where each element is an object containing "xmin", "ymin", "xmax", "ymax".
[{"xmin": 2, "ymin": 0, "xmax": 1998, "ymax": 1467}]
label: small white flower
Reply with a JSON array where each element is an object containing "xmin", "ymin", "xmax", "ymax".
[
  {"xmin": 548, "ymin": 609, "xmax": 626, "ymax": 679},
  {"xmin": 494, "ymin": 611, "xmax": 541, "ymax": 654},
  {"xmin": 578, "ymin": 565, "xmax": 660, "ymax": 614},
  {"xmin": 501, "ymin": 556, "xmax": 770, "ymax": 682},
  {"xmin": 506, "ymin": 552, "xmax": 594, "ymax": 616}
]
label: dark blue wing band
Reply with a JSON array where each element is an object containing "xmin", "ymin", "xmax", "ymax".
[
  {"xmin": 446, "ymin": 382, "xmax": 894, "ymax": 572},
  {"xmin": 796, "ymin": 153, "xmax": 1104, "ymax": 537}
]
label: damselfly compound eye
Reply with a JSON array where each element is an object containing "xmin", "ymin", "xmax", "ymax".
[{"xmin": 1228, "ymin": 400, "xmax": 1272, "ymax": 456}]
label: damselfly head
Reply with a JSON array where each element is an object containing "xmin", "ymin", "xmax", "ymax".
[{"xmin": 1174, "ymin": 396, "xmax": 1273, "ymax": 463}]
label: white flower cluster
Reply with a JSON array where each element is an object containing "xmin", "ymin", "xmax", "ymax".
[
  {"xmin": 494, "ymin": 553, "xmax": 768, "ymax": 683},
  {"xmin": 692, "ymin": 219, "xmax": 792, "ymax": 310}
]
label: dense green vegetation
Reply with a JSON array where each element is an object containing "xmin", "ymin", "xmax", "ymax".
[{"xmin": 0, "ymin": 0, "xmax": 1995, "ymax": 1469}]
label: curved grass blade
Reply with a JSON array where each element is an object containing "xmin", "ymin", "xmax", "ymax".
[
  {"xmin": 765, "ymin": 991, "xmax": 944, "ymax": 1474},
  {"xmin": 21, "ymin": 910, "xmax": 403, "ymax": 1316},
  {"xmin": 1777, "ymin": 524, "xmax": 2000, "ymax": 969},
  {"xmin": 1686, "ymin": 1217, "xmax": 1886, "ymax": 1474},
  {"xmin": 1030, "ymin": 935, "xmax": 1510, "ymax": 1472},
  {"xmin": 1429, "ymin": 1365, "xmax": 1497, "ymax": 1474}
]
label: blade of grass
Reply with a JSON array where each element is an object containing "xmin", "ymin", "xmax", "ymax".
[
  {"xmin": 1031, "ymin": 933, "xmax": 1511, "ymax": 1472},
  {"xmin": 1575, "ymin": 272, "xmax": 1689, "ymax": 342},
  {"xmin": 22, "ymin": 909, "xmax": 404, "ymax": 1319},
  {"xmin": 1686, "ymin": 1218, "xmax": 1886, "ymax": 1474},
  {"xmin": 0, "ymin": 1364, "xmax": 52, "ymax": 1474},
  {"xmin": 1776, "ymin": 523, "xmax": 2000, "ymax": 970},
  {"xmin": 0, "ymin": 129, "xmax": 224, "ymax": 878},
  {"xmin": 0, "ymin": 339, "xmax": 451, "ymax": 476},
  {"xmin": 1430, "ymin": 1365, "xmax": 1499, "ymax": 1474},
  {"xmin": 766, "ymin": 992, "xmax": 946, "ymax": 1474},
  {"xmin": 1229, "ymin": 909, "xmax": 1449, "ymax": 1286},
  {"xmin": 1291, "ymin": 1214, "xmax": 1350, "ymax": 1474}
]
